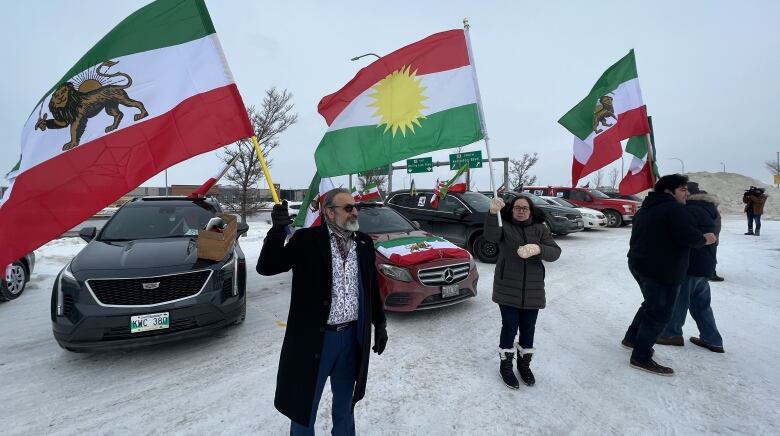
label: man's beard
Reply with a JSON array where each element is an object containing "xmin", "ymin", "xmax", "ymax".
[{"xmin": 334, "ymin": 214, "xmax": 359, "ymax": 232}]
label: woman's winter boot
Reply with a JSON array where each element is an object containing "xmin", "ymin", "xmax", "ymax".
[
  {"xmin": 516, "ymin": 346, "xmax": 536, "ymax": 386},
  {"xmin": 499, "ymin": 349, "xmax": 519, "ymax": 389}
]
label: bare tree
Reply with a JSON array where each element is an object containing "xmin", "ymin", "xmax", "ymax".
[
  {"xmin": 608, "ymin": 167, "xmax": 620, "ymax": 189},
  {"xmin": 766, "ymin": 159, "xmax": 780, "ymax": 175},
  {"xmin": 589, "ymin": 169, "xmax": 604, "ymax": 189},
  {"xmin": 508, "ymin": 152, "xmax": 539, "ymax": 190},
  {"xmin": 219, "ymin": 88, "xmax": 297, "ymax": 222}
]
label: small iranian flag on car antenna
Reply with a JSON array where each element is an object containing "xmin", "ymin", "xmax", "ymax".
[
  {"xmin": 0, "ymin": 0, "xmax": 253, "ymax": 271},
  {"xmin": 361, "ymin": 182, "xmax": 381, "ymax": 202}
]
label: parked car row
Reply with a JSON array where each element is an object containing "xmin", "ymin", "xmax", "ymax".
[{"xmin": 521, "ymin": 186, "xmax": 640, "ymax": 227}]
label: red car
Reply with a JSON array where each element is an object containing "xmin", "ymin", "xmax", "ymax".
[
  {"xmin": 357, "ymin": 203, "xmax": 479, "ymax": 312},
  {"xmin": 522, "ymin": 186, "xmax": 640, "ymax": 228}
]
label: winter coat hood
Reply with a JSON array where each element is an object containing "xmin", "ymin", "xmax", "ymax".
[
  {"xmin": 640, "ymin": 191, "xmax": 678, "ymax": 210},
  {"xmin": 688, "ymin": 193, "xmax": 719, "ymax": 207}
]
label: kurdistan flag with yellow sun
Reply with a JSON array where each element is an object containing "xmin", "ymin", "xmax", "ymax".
[{"xmin": 315, "ymin": 29, "xmax": 485, "ymax": 177}]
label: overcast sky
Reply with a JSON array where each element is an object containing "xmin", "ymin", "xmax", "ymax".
[{"xmin": 2, "ymin": 0, "xmax": 779, "ymax": 193}]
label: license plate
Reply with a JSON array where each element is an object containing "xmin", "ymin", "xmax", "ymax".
[
  {"xmin": 442, "ymin": 284, "xmax": 459, "ymax": 298},
  {"xmin": 130, "ymin": 312, "xmax": 170, "ymax": 333}
]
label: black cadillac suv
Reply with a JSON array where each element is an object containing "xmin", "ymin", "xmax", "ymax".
[{"xmin": 51, "ymin": 196, "xmax": 249, "ymax": 352}]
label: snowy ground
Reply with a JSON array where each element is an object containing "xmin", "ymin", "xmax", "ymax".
[{"xmin": 2, "ymin": 218, "xmax": 779, "ymax": 435}]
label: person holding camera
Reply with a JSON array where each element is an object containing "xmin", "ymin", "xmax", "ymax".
[
  {"xmin": 485, "ymin": 194, "xmax": 561, "ymax": 390},
  {"xmin": 257, "ymin": 189, "xmax": 387, "ymax": 435},
  {"xmin": 743, "ymin": 186, "xmax": 768, "ymax": 236}
]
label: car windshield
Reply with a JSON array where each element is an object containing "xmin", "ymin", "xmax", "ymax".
[
  {"xmin": 459, "ymin": 192, "xmax": 492, "ymax": 212},
  {"xmin": 100, "ymin": 203, "xmax": 217, "ymax": 240},
  {"xmin": 358, "ymin": 207, "xmax": 415, "ymax": 234},
  {"xmin": 587, "ymin": 189, "xmax": 611, "ymax": 199},
  {"xmin": 548, "ymin": 197, "xmax": 577, "ymax": 208}
]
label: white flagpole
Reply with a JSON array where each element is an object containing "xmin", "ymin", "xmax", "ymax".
[{"xmin": 463, "ymin": 18, "xmax": 502, "ymax": 227}]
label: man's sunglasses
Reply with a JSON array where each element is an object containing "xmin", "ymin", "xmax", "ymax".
[{"xmin": 328, "ymin": 204, "xmax": 360, "ymax": 213}]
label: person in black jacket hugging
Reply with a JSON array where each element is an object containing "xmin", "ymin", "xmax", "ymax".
[
  {"xmin": 657, "ymin": 182, "xmax": 725, "ymax": 353},
  {"xmin": 622, "ymin": 174, "xmax": 717, "ymax": 376},
  {"xmin": 485, "ymin": 194, "xmax": 561, "ymax": 390}
]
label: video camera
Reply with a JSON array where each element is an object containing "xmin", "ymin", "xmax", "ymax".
[{"xmin": 744, "ymin": 186, "xmax": 765, "ymax": 196}]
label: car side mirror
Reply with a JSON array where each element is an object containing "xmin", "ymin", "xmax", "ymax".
[
  {"xmin": 453, "ymin": 207, "xmax": 469, "ymax": 217},
  {"xmin": 411, "ymin": 220, "xmax": 421, "ymax": 230},
  {"xmin": 79, "ymin": 227, "xmax": 96, "ymax": 243},
  {"xmin": 237, "ymin": 222, "xmax": 249, "ymax": 237}
]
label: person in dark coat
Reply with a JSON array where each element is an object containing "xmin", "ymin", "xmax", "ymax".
[
  {"xmin": 622, "ymin": 174, "xmax": 717, "ymax": 376},
  {"xmin": 485, "ymin": 194, "xmax": 561, "ymax": 389},
  {"xmin": 658, "ymin": 182, "xmax": 724, "ymax": 352},
  {"xmin": 743, "ymin": 186, "xmax": 768, "ymax": 236},
  {"xmin": 257, "ymin": 188, "xmax": 387, "ymax": 435}
]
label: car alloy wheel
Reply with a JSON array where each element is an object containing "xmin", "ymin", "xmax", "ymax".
[
  {"xmin": 0, "ymin": 262, "xmax": 27, "ymax": 301},
  {"xmin": 603, "ymin": 210, "xmax": 622, "ymax": 228}
]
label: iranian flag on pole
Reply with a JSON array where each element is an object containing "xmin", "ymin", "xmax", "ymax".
[
  {"xmin": 350, "ymin": 186, "xmax": 363, "ymax": 201},
  {"xmin": 620, "ymin": 117, "xmax": 659, "ymax": 195},
  {"xmin": 558, "ymin": 50, "xmax": 651, "ymax": 187},
  {"xmin": 361, "ymin": 182, "xmax": 381, "ymax": 201},
  {"xmin": 0, "ymin": 0, "xmax": 252, "ymax": 270},
  {"xmin": 445, "ymin": 163, "xmax": 469, "ymax": 193},
  {"xmin": 375, "ymin": 236, "xmax": 470, "ymax": 267},
  {"xmin": 315, "ymin": 29, "xmax": 484, "ymax": 177},
  {"xmin": 293, "ymin": 173, "xmax": 334, "ymax": 228}
]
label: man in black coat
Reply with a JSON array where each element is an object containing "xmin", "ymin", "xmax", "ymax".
[
  {"xmin": 658, "ymin": 182, "xmax": 725, "ymax": 352},
  {"xmin": 622, "ymin": 174, "xmax": 717, "ymax": 376},
  {"xmin": 258, "ymin": 188, "xmax": 388, "ymax": 435}
]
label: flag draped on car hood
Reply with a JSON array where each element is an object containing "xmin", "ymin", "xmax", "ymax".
[
  {"xmin": 375, "ymin": 236, "xmax": 470, "ymax": 267},
  {"xmin": 314, "ymin": 29, "xmax": 484, "ymax": 177},
  {"xmin": 0, "ymin": 0, "xmax": 253, "ymax": 269},
  {"xmin": 558, "ymin": 50, "xmax": 651, "ymax": 187}
]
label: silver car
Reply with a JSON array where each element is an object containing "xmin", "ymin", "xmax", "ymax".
[{"xmin": 1, "ymin": 253, "xmax": 35, "ymax": 302}]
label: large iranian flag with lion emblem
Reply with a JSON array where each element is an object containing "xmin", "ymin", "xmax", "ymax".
[
  {"xmin": 375, "ymin": 236, "xmax": 470, "ymax": 267},
  {"xmin": 315, "ymin": 29, "xmax": 485, "ymax": 177},
  {"xmin": 558, "ymin": 50, "xmax": 651, "ymax": 187},
  {"xmin": 0, "ymin": 0, "xmax": 252, "ymax": 270}
]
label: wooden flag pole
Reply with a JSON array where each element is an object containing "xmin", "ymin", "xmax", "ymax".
[
  {"xmin": 251, "ymin": 136, "xmax": 281, "ymax": 204},
  {"xmin": 464, "ymin": 18, "xmax": 502, "ymax": 227}
]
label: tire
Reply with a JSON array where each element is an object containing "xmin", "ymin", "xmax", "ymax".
[
  {"xmin": 0, "ymin": 261, "xmax": 28, "ymax": 302},
  {"xmin": 472, "ymin": 234, "xmax": 499, "ymax": 264},
  {"xmin": 232, "ymin": 299, "xmax": 247, "ymax": 326},
  {"xmin": 603, "ymin": 210, "xmax": 623, "ymax": 228}
]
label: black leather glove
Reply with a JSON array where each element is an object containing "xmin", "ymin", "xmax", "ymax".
[
  {"xmin": 372, "ymin": 325, "xmax": 388, "ymax": 355},
  {"xmin": 270, "ymin": 200, "xmax": 293, "ymax": 230}
]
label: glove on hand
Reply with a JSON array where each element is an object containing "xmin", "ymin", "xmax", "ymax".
[
  {"xmin": 270, "ymin": 200, "xmax": 293, "ymax": 230},
  {"xmin": 517, "ymin": 244, "xmax": 541, "ymax": 259},
  {"xmin": 372, "ymin": 325, "xmax": 388, "ymax": 355},
  {"xmin": 489, "ymin": 198, "xmax": 505, "ymax": 215}
]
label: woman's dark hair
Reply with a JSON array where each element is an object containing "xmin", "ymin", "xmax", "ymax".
[
  {"xmin": 500, "ymin": 194, "xmax": 545, "ymax": 223},
  {"xmin": 654, "ymin": 174, "xmax": 689, "ymax": 193}
]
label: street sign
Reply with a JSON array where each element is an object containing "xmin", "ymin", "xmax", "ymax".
[
  {"xmin": 774, "ymin": 174, "xmax": 780, "ymax": 185},
  {"xmin": 406, "ymin": 157, "xmax": 433, "ymax": 173},
  {"xmin": 449, "ymin": 151, "xmax": 482, "ymax": 170},
  {"xmin": 358, "ymin": 165, "xmax": 389, "ymax": 177}
]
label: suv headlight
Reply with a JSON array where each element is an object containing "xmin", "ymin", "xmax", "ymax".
[
  {"xmin": 622, "ymin": 205, "xmax": 632, "ymax": 212},
  {"xmin": 379, "ymin": 264, "xmax": 413, "ymax": 282},
  {"xmin": 221, "ymin": 253, "xmax": 239, "ymax": 296},
  {"xmin": 584, "ymin": 213, "xmax": 595, "ymax": 218},
  {"xmin": 57, "ymin": 263, "xmax": 77, "ymax": 316}
]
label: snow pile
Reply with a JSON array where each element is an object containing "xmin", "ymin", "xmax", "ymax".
[{"xmin": 684, "ymin": 172, "xmax": 778, "ymax": 218}]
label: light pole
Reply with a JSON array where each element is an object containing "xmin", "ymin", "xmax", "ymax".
[
  {"xmin": 668, "ymin": 157, "xmax": 685, "ymax": 174},
  {"xmin": 350, "ymin": 53, "xmax": 380, "ymax": 62},
  {"xmin": 720, "ymin": 162, "xmax": 725, "ymax": 173}
]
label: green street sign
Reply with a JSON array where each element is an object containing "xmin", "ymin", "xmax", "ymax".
[
  {"xmin": 406, "ymin": 157, "xmax": 433, "ymax": 174},
  {"xmin": 449, "ymin": 150, "xmax": 482, "ymax": 170},
  {"xmin": 358, "ymin": 165, "xmax": 389, "ymax": 177}
]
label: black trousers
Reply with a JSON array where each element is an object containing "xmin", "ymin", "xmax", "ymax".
[
  {"xmin": 624, "ymin": 265, "xmax": 680, "ymax": 362},
  {"xmin": 498, "ymin": 304, "xmax": 539, "ymax": 349}
]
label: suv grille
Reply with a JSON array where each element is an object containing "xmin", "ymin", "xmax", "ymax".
[
  {"xmin": 87, "ymin": 270, "xmax": 212, "ymax": 306},
  {"xmin": 565, "ymin": 213, "xmax": 580, "ymax": 221},
  {"xmin": 417, "ymin": 262, "xmax": 470, "ymax": 287}
]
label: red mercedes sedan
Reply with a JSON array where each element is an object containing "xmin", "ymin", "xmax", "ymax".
[{"xmin": 357, "ymin": 203, "xmax": 479, "ymax": 312}]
